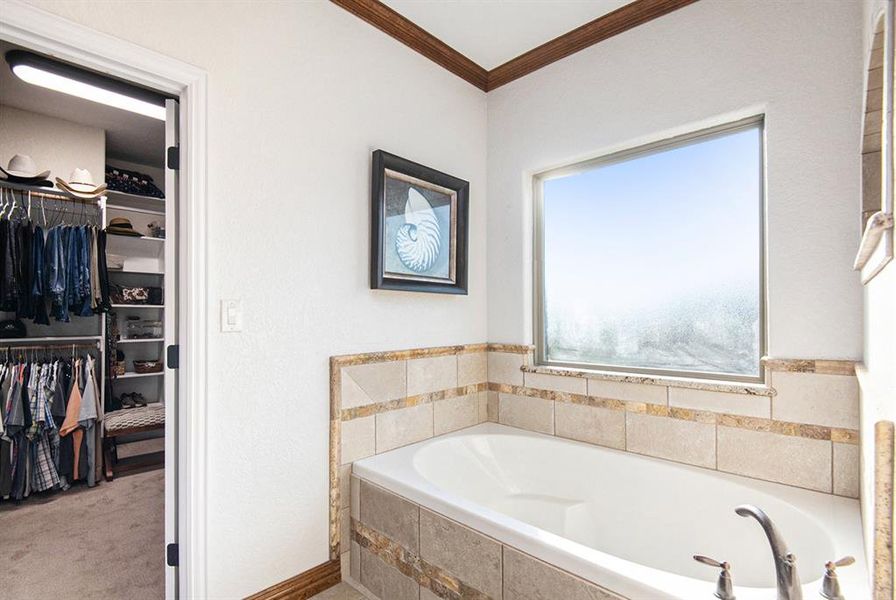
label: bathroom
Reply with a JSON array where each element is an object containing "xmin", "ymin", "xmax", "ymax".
[{"xmin": 0, "ymin": 0, "xmax": 893, "ymax": 599}]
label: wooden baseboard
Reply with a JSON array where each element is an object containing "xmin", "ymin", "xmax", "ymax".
[{"xmin": 245, "ymin": 559, "xmax": 341, "ymax": 600}]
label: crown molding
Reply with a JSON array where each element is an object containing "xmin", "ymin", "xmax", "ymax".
[{"xmin": 331, "ymin": 0, "xmax": 699, "ymax": 92}]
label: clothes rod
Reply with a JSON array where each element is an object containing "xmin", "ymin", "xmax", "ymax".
[
  {"xmin": 0, "ymin": 181, "xmax": 104, "ymax": 205},
  {"xmin": 3, "ymin": 342, "xmax": 99, "ymax": 351}
]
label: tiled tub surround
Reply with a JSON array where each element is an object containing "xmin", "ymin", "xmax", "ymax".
[
  {"xmin": 330, "ymin": 344, "xmax": 861, "ymax": 575},
  {"xmin": 348, "ymin": 425, "xmax": 868, "ymax": 600}
]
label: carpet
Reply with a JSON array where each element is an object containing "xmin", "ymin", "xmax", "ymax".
[{"xmin": 0, "ymin": 469, "xmax": 165, "ymax": 599}]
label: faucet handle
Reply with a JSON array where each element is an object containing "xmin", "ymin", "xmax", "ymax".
[
  {"xmin": 821, "ymin": 556, "xmax": 855, "ymax": 600},
  {"xmin": 693, "ymin": 555, "xmax": 736, "ymax": 600}
]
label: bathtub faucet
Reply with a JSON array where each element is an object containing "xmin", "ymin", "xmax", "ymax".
[{"xmin": 735, "ymin": 504, "xmax": 802, "ymax": 600}]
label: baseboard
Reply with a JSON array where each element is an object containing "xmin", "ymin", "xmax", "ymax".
[{"xmin": 245, "ymin": 558, "xmax": 341, "ymax": 600}]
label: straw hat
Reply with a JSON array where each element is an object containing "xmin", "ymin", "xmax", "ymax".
[
  {"xmin": 56, "ymin": 168, "xmax": 107, "ymax": 199},
  {"xmin": 0, "ymin": 154, "xmax": 50, "ymax": 182},
  {"xmin": 106, "ymin": 217, "xmax": 142, "ymax": 237}
]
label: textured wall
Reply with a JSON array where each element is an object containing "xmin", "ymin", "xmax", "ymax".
[{"xmin": 486, "ymin": 0, "xmax": 864, "ymax": 361}]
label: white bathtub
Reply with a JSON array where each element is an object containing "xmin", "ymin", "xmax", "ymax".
[{"xmin": 352, "ymin": 422, "xmax": 868, "ymax": 600}]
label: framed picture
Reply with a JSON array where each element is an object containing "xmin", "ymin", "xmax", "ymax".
[{"xmin": 370, "ymin": 150, "xmax": 469, "ymax": 294}]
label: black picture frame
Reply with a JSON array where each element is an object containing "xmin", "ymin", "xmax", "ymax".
[{"xmin": 370, "ymin": 150, "xmax": 469, "ymax": 294}]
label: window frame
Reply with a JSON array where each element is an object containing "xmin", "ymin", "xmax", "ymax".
[{"xmin": 533, "ymin": 115, "xmax": 767, "ymax": 384}]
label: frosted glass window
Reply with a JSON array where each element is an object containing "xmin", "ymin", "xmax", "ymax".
[{"xmin": 537, "ymin": 120, "xmax": 763, "ymax": 380}]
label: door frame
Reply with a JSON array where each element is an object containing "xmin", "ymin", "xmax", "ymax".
[{"xmin": 0, "ymin": 2, "xmax": 209, "ymax": 598}]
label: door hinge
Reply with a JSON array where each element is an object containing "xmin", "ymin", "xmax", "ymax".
[
  {"xmin": 167, "ymin": 146, "xmax": 180, "ymax": 170},
  {"xmin": 166, "ymin": 543, "xmax": 179, "ymax": 567},
  {"xmin": 167, "ymin": 345, "xmax": 180, "ymax": 369}
]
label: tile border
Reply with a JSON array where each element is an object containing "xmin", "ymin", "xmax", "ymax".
[
  {"xmin": 874, "ymin": 421, "xmax": 894, "ymax": 599},
  {"xmin": 332, "ymin": 343, "xmax": 488, "ymax": 368},
  {"xmin": 341, "ymin": 383, "xmax": 488, "ymax": 421},
  {"xmin": 762, "ymin": 357, "xmax": 857, "ymax": 375}
]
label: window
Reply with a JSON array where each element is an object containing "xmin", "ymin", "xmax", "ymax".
[{"xmin": 535, "ymin": 118, "xmax": 764, "ymax": 382}]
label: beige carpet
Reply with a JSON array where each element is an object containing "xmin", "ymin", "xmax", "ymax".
[{"xmin": 0, "ymin": 469, "xmax": 165, "ymax": 600}]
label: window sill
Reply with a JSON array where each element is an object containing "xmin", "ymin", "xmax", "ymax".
[{"xmin": 520, "ymin": 364, "xmax": 774, "ymax": 396}]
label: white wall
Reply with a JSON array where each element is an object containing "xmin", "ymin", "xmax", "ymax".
[
  {"xmin": 859, "ymin": 0, "xmax": 895, "ymax": 568},
  {"xmin": 14, "ymin": 1, "xmax": 487, "ymax": 597},
  {"xmin": 486, "ymin": 0, "xmax": 865, "ymax": 361},
  {"xmin": 0, "ymin": 103, "xmax": 105, "ymax": 185}
]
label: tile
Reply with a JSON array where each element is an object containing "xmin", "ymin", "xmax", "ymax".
[
  {"xmin": 341, "ymin": 361, "xmax": 406, "ymax": 409},
  {"xmin": 588, "ymin": 379, "xmax": 666, "ymax": 405},
  {"xmin": 498, "ymin": 393, "xmax": 553, "ymax": 434},
  {"xmin": 524, "ymin": 372, "xmax": 586, "ymax": 394},
  {"xmin": 376, "ymin": 403, "xmax": 434, "ymax": 453},
  {"xmin": 339, "ymin": 464, "xmax": 351, "ymax": 509},
  {"xmin": 360, "ymin": 546, "xmax": 419, "ymax": 600},
  {"xmin": 408, "ymin": 355, "xmax": 457, "ymax": 396},
  {"xmin": 351, "ymin": 541, "xmax": 360, "ymax": 581},
  {"xmin": 341, "ymin": 416, "xmax": 375, "ymax": 465},
  {"xmin": 420, "ymin": 589, "xmax": 439, "ymax": 600},
  {"xmin": 669, "ymin": 387, "xmax": 770, "ymax": 419},
  {"xmin": 834, "ymin": 442, "xmax": 860, "ymax": 498},
  {"xmin": 503, "ymin": 547, "xmax": 622, "ymax": 600},
  {"xmin": 478, "ymin": 391, "xmax": 488, "ymax": 423},
  {"xmin": 433, "ymin": 394, "xmax": 479, "ymax": 435},
  {"xmin": 360, "ymin": 479, "xmax": 420, "ymax": 552},
  {"xmin": 351, "ymin": 475, "xmax": 360, "ymax": 520},
  {"xmin": 340, "ymin": 507, "xmax": 350, "ymax": 553},
  {"xmin": 488, "ymin": 352, "xmax": 525, "ymax": 386},
  {"xmin": 487, "ymin": 391, "xmax": 499, "ymax": 422},
  {"xmin": 310, "ymin": 581, "xmax": 365, "ymax": 600},
  {"xmin": 458, "ymin": 352, "xmax": 487, "ymax": 387},
  {"xmin": 625, "ymin": 412, "xmax": 715, "ymax": 468},
  {"xmin": 555, "ymin": 402, "xmax": 625, "ymax": 449},
  {"xmin": 772, "ymin": 372, "xmax": 859, "ymax": 429},
  {"xmin": 420, "ymin": 509, "xmax": 502, "ymax": 599},
  {"xmin": 717, "ymin": 426, "xmax": 832, "ymax": 492},
  {"xmin": 340, "ymin": 549, "xmax": 350, "ymax": 582}
]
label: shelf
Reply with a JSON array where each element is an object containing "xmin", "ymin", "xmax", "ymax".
[
  {"xmin": 116, "ymin": 371, "xmax": 163, "ymax": 379},
  {"xmin": 108, "ymin": 269, "xmax": 164, "ymax": 276},
  {"xmin": 105, "ymin": 190, "xmax": 165, "ymax": 213},
  {"xmin": 1, "ymin": 335, "xmax": 102, "ymax": 343},
  {"xmin": 111, "ymin": 304, "xmax": 164, "ymax": 309},
  {"xmin": 106, "ymin": 203, "xmax": 165, "ymax": 216},
  {"xmin": 106, "ymin": 234, "xmax": 165, "ymax": 258},
  {"xmin": 0, "ymin": 179, "xmax": 103, "ymax": 205},
  {"xmin": 116, "ymin": 338, "xmax": 164, "ymax": 344}
]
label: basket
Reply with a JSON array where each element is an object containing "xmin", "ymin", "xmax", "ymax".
[
  {"xmin": 133, "ymin": 360, "xmax": 163, "ymax": 374},
  {"xmin": 112, "ymin": 362, "xmax": 126, "ymax": 376}
]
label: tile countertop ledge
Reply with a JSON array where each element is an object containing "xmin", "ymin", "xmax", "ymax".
[{"xmin": 520, "ymin": 364, "xmax": 775, "ymax": 396}]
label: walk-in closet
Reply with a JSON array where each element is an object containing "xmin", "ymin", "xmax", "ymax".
[{"xmin": 0, "ymin": 40, "xmax": 176, "ymax": 598}]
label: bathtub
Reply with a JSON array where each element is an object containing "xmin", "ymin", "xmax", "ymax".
[{"xmin": 352, "ymin": 422, "xmax": 868, "ymax": 600}]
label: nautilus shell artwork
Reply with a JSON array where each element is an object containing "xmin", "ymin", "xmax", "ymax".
[{"xmin": 396, "ymin": 187, "xmax": 442, "ymax": 273}]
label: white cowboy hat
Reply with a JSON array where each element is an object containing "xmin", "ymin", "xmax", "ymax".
[
  {"xmin": 56, "ymin": 168, "xmax": 107, "ymax": 199},
  {"xmin": 0, "ymin": 154, "xmax": 50, "ymax": 181}
]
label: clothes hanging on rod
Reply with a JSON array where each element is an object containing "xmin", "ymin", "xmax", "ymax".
[
  {"xmin": 0, "ymin": 347, "xmax": 102, "ymax": 501},
  {"xmin": 0, "ymin": 189, "xmax": 111, "ymax": 324}
]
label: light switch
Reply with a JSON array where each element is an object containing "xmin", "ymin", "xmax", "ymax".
[{"xmin": 221, "ymin": 299, "xmax": 242, "ymax": 332}]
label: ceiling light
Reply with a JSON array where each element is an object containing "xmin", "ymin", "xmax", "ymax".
[{"xmin": 6, "ymin": 50, "xmax": 167, "ymax": 121}]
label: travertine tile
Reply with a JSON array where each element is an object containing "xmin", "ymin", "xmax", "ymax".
[
  {"xmin": 420, "ymin": 509, "xmax": 502, "ymax": 599},
  {"xmin": 458, "ymin": 352, "xmax": 487, "ymax": 387},
  {"xmin": 341, "ymin": 416, "xmax": 375, "ymax": 465},
  {"xmin": 359, "ymin": 480, "xmax": 420, "ymax": 552},
  {"xmin": 772, "ymin": 372, "xmax": 859, "ymax": 429},
  {"xmin": 339, "ymin": 550, "xmax": 350, "ymax": 586},
  {"xmin": 488, "ymin": 352, "xmax": 525, "ymax": 386},
  {"xmin": 588, "ymin": 379, "xmax": 666, "ymax": 405},
  {"xmin": 499, "ymin": 393, "xmax": 553, "ymax": 434},
  {"xmin": 834, "ymin": 442, "xmax": 860, "ymax": 498},
  {"xmin": 408, "ymin": 355, "xmax": 457, "ymax": 396},
  {"xmin": 351, "ymin": 541, "xmax": 360, "ymax": 581},
  {"xmin": 351, "ymin": 475, "xmax": 360, "ymax": 520},
  {"xmin": 420, "ymin": 589, "xmax": 439, "ymax": 600},
  {"xmin": 669, "ymin": 387, "xmax": 770, "ymax": 419},
  {"xmin": 555, "ymin": 402, "xmax": 625, "ymax": 449},
  {"xmin": 341, "ymin": 361, "xmax": 406, "ymax": 409},
  {"xmin": 524, "ymin": 372, "xmax": 586, "ymax": 394},
  {"xmin": 433, "ymin": 394, "xmax": 479, "ymax": 436},
  {"xmin": 360, "ymin": 546, "xmax": 419, "ymax": 600},
  {"xmin": 478, "ymin": 391, "xmax": 488, "ymax": 423},
  {"xmin": 717, "ymin": 426, "xmax": 832, "ymax": 492},
  {"xmin": 376, "ymin": 403, "xmax": 434, "ymax": 453},
  {"xmin": 503, "ymin": 547, "xmax": 623, "ymax": 600},
  {"xmin": 339, "ymin": 464, "xmax": 351, "ymax": 509},
  {"xmin": 625, "ymin": 412, "xmax": 715, "ymax": 468},
  {"xmin": 340, "ymin": 507, "xmax": 350, "ymax": 555},
  {"xmin": 487, "ymin": 391, "xmax": 499, "ymax": 422}
]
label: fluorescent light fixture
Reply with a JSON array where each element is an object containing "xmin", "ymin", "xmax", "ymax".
[{"xmin": 6, "ymin": 50, "xmax": 167, "ymax": 121}]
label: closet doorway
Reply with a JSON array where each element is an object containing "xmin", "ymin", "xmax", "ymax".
[{"xmin": 0, "ymin": 38, "xmax": 181, "ymax": 600}]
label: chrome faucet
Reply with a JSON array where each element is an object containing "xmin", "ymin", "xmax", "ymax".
[{"xmin": 735, "ymin": 504, "xmax": 802, "ymax": 600}]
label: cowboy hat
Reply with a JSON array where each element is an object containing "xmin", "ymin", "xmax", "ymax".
[
  {"xmin": 0, "ymin": 154, "xmax": 50, "ymax": 182},
  {"xmin": 56, "ymin": 168, "xmax": 107, "ymax": 199},
  {"xmin": 106, "ymin": 217, "xmax": 142, "ymax": 237}
]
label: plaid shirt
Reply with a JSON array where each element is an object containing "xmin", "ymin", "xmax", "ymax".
[{"xmin": 30, "ymin": 431, "xmax": 59, "ymax": 492}]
